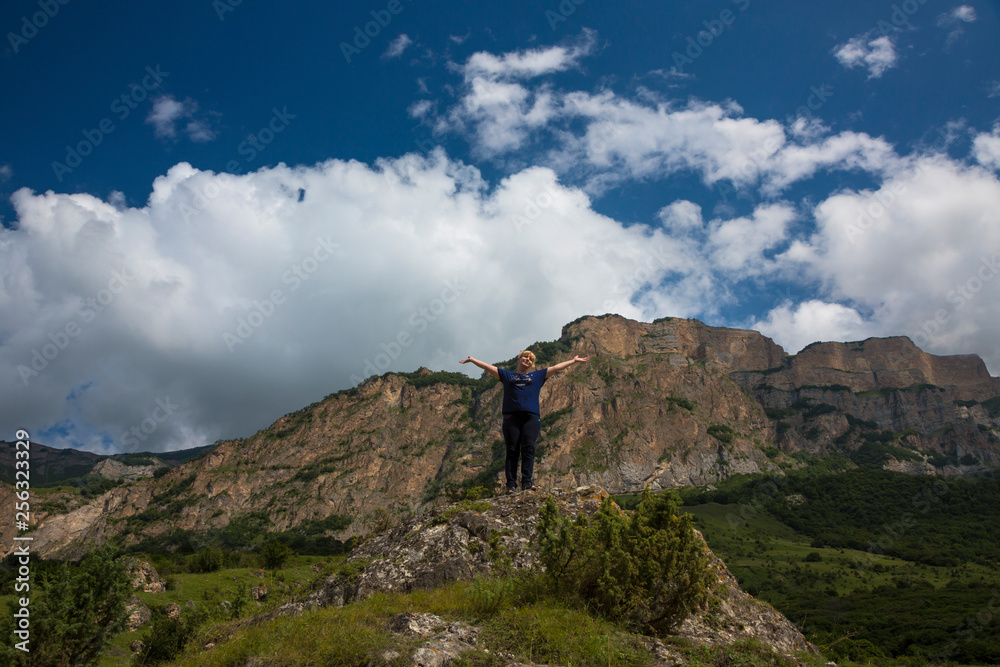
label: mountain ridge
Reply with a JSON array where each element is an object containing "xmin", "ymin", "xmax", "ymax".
[{"xmin": 5, "ymin": 314, "xmax": 1000, "ymax": 561}]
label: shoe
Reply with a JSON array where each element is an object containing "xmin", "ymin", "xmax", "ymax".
[
  {"xmin": 506, "ymin": 487, "xmax": 518, "ymax": 495},
  {"xmin": 524, "ymin": 484, "xmax": 538, "ymax": 491}
]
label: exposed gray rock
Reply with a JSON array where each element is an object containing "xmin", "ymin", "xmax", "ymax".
[
  {"xmin": 390, "ymin": 612, "xmax": 481, "ymax": 666},
  {"xmin": 125, "ymin": 558, "xmax": 166, "ymax": 593},
  {"xmin": 93, "ymin": 458, "xmax": 165, "ymax": 481},
  {"xmin": 124, "ymin": 595, "xmax": 151, "ymax": 631}
]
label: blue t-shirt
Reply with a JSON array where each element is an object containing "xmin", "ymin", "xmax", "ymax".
[{"xmin": 498, "ymin": 368, "xmax": 548, "ymax": 415}]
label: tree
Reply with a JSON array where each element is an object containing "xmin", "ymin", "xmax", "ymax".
[
  {"xmin": 0, "ymin": 545, "xmax": 132, "ymax": 666},
  {"xmin": 258, "ymin": 538, "xmax": 293, "ymax": 570},
  {"xmin": 191, "ymin": 546, "xmax": 223, "ymax": 573}
]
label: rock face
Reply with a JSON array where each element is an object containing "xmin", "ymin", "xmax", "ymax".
[
  {"xmin": 255, "ymin": 487, "xmax": 818, "ymax": 665},
  {"xmin": 742, "ymin": 337, "xmax": 999, "ymax": 397},
  {"xmin": 0, "ymin": 484, "xmax": 18, "ymax": 548},
  {"xmin": 92, "ymin": 458, "xmax": 165, "ymax": 481},
  {"xmin": 730, "ymin": 336, "xmax": 1000, "ymax": 465},
  {"xmin": 9, "ymin": 314, "xmax": 1000, "ymax": 560}
]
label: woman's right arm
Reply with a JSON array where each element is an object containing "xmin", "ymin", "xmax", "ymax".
[{"xmin": 459, "ymin": 356, "xmax": 500, "ymax": 380}]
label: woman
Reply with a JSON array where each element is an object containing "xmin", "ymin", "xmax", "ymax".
[{"xmin": 460, "ymin": 350, "xmax": 589, "ymax": 493}]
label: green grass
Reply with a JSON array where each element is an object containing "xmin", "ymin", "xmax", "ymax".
[
  {"xmin": 151, "ymin": 576, "xmax": 656, "ymax": 667},
  {"xmin": 91, "ymin": 534, "xmax": 809, "ymax": 667},
  {"xmin": 97, "ymin": 555, "xmax": 333, "ymax": 667}
]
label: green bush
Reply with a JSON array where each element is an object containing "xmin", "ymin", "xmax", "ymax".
[
  {"xmin": 135, "ymin": 614, "xmax": 192, "ymax": 665},
  {"xmin": 764, "ymin": 407, "xmax": 795, "ymax": 420},
  {"xmin": 80, "ymin": 476, "xmax": 123, "ymax": 498},
  {"xmin": 667, "ymin": 395, "xmax": 695, "ymax": 411},
  {"xmin": 960, "ymin": 453, "xmax": 980, "ymax": 466},
  {"xmin": 536, "ymin": 489, "xmax": 713, "ymax": 635},
  {"xmin": 707, "ymin": 423, "xmax": 734, "ymax": 444}
]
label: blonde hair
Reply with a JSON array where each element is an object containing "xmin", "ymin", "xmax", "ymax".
[{"xmin": 518, "ymin": 350, "xmax": 536, "ymax": 369}]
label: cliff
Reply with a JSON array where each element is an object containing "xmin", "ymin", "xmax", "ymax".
[{"xmin": 730, "ymin": 336, "xmax": 1000, "ymax": 465}]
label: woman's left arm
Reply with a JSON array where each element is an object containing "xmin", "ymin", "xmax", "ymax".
[{"xmin": 545, "ymin": 355, "xmax": 590, "ymax": 378}]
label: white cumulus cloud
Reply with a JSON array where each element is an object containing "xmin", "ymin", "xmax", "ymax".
[
  {"xmin": 834, "ymin": 34, "xmax": 898, "ymax": 79},
  {"xmin": 752, "ymin": 300, "xmax": 873, "ymax": 355},
  {"xmin": 146, "ymin": 95, "xmax": 217, "ymax": 143},
  {"xmin": 432, "ymin": 35, "xmax": 900, "ymax": 198},
  {"xmin": 0, "ymin": 154, "xmax": 709, "ymax": 453},
  {"xmin": 973, "ymin": 124, "xmax": 1000, "ymax": 170},
  {"xmin": 778, "ymin": 157, "xmax": 1000, "ymax": 367}
]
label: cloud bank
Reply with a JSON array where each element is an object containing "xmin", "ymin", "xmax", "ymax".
[{"xmin": 5, "ymin": 32, "xmax": 1000, "ymax": 454}]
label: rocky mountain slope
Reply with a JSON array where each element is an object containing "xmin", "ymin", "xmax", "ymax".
[{"xmin": 7, "ymin": 314, "xmax": 1000, "ymax": 560}]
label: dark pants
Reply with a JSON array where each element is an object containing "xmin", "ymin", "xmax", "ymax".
[{"xmin": 502, "ymin": 412, "xmax": 541, "ymax": 490}]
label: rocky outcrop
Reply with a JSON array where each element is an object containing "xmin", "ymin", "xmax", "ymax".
[
  {"xmin": 22, "ymin": 482, "xmax": 155, "ymax": 560},
  {"xmin": 388, "ymin": 613, "xmax": 482, "ymax": 666},
  {"xmin": 567, "ymin": 315, "xmax": 787, "ymax": 373},
  {"xmin": 126, "ymin": 559, "xmax": 167, "ymax": 593},
  {"xmin": 125, "ymin": 595, "xmax": 152, "ymax": 631},
  {"xmin": 0, "ymin": 484, "xmax": 18, "ymax": 547},
  {"xmin": 250, "ymin": 487, "xmax": 819, "ymax": 665}
]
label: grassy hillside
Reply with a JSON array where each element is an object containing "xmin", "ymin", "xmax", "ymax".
[
  {"xmin": 663, "ymin": 469, "xmax": 1000, "ymax": 665},
  {"xmin": 92, "ymin": 558, "xmax": 823, "ymax": 667}
]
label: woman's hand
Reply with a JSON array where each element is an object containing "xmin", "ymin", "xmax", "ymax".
[
  {"xmin": 461, "ymin": 356, "xmax": 500, "ymax": 379},
  {"xmin": 546, "ymin": 354, "xmax": 591, "ymax": 377}
]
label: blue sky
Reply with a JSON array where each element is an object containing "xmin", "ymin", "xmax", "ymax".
[{"xmin": 2, "ymin": 0, "xmax": 999, "ymax": 453}]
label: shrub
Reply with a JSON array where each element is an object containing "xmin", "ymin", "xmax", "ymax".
[
  {"xmin": 765, "ymin": 407, "xmax": 795, "ymax": 420},
  {"xmin": 536, "ymin": 489, "xmax": 713, "ymax": 635},
  {"xmin": 135, "ymin": 614, "xmax": 191, "ymax": 665},
  {"xmin": 707, "ymin": 423, "xmax": 734, "ymax": 444},
  {"xmin": 363, "ymin": 507, "xmax": 394, "ymax": 535},
  {"xmin": 667, "ymin": 395, "xmax": 695, "ymax": 411}
]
